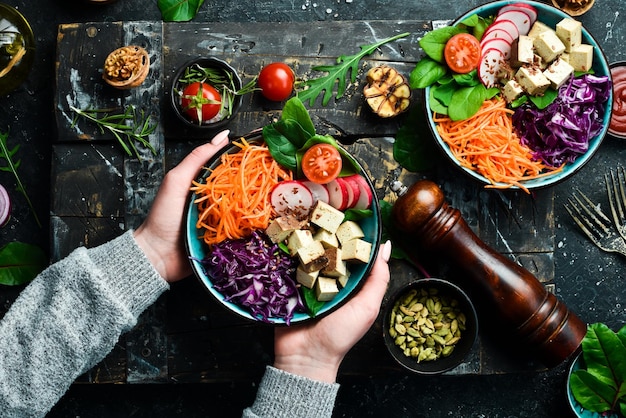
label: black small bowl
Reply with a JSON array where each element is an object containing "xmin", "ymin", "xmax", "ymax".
[
  {"xmin": 383, "ymin": 278, "xmax": 478, "ymax": 375},
  {"xmin": 170, "ymin": 57, "xmax": 242, "ymax": 130}
]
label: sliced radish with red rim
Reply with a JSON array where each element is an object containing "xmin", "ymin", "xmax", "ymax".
[
  {"xmin": 302, "ymin": 180, "xmax": 330, "ymax": 204},
  {"xmin": 498, "ymin": 3, "xmax": 537, "ymax": 25},
  {"xmin": 0, "ymin": 184, "xmax": 11, "ymax": 227},
  {"xmin": 496, "ymin": 10, "xmax": 532, "ymax": 36},
  {"xmin": 480, "ymin": 38, "xmax": 512, "ymax": 60},
  {"xmin": 478, "ymin": 48, "xmax": 506, "ymax": 88},
  {"xmin": 270, "ymin": 180, "xmax": 314, "ymax": 218}
]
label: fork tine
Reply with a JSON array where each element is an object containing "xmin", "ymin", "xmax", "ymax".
[
  {"xmin": 564, "ymin": 200, "xmax": 600, "ymax": 244},
  {"xmin": 566, "ymin": 190, "xmax": 612, "ymax": 239},
  {"xmin": 605, "ymin": 167, "xmax": 626, "ymax": 240}
]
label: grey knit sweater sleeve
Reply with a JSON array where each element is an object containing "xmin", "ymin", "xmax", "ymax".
[{"xmin": 0, "ymin": 230, "xmax": 168, "ymax": 417}]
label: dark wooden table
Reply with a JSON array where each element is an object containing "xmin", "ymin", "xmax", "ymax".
[{"xmin": 53, "ymin": 18, "xmax": 557, "ymax": 384}]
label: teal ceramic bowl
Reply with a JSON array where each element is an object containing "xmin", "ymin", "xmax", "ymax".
[
  {"xmin": 424, "ymin": 0, "xmax": 612, "ymax": 190},
  {"xmin": 185, "ymin": 133, "xmax": 382, "ymax": 325},
  {"xmin": 567, "ymin": 353, "xmax": 620, "ymax": 418}
]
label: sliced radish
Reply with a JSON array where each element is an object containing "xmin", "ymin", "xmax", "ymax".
[
  {"xmin": 480, "ymin": 38, "xmax": 512, "ymax": 60},
  {"xmin": 498, "ymin": 3, "xmax": 537, "ymax": 25},
  {"xmin": 302, "ymin": 180, "xmax": 330, "ymax": 204},
  {"xmin": 478, "ymin": 48, "xmax": 506, "ymax": 88},
  {"xmin": 335, "ymin": 177, "xmax": 355, "ymax": 209},
  {"xmin": 326, "ymin": 179, "xmax": 349, "ymax": 211},
  {"xmin": 480, "ymin": 28, "xmax": 514, "ymax": 45},
  {"xmin": 484, "ymin": 19, "xmax": 519, "ymax": 42},
  {"xmin": 350, "ymin": 175, "xmax": 373, "ymax": 210},
  {"xmin": 496, "ymin": 10, "xmax": 532, "ymax": 36},
  {"xmin": 341, "ymin": 175, "xmax": 362, "ymax": 209},
  {"xmin": 270, "ymin": 180, "xmax": 314, "ymax": 218},
  {"xmin": 0, "ymin": 184, "xmax": 11, "ymax": 227}
]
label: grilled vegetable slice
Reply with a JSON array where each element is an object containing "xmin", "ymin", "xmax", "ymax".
[{"xmin": 363, "ymin": 65, "xmax": 411, "ymax": 118}]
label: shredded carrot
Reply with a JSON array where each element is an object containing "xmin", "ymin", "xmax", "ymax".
[
  {"xmin": 434, "ymin": 98, "xmax": 563, "ymax": 194},
  {"xmin": 190, "ymin": 139, "xmax": 293, "ymax": 246}
]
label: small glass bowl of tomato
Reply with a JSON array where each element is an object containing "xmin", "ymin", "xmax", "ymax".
[{"xmin": 170, "ymin": 57, "xmax": 243, "ymax": 130}]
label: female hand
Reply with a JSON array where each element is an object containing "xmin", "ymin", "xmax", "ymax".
[
  {"xmin": 273, "ymin": 240, "xmax": 392, "ymax": 383},
  {"xmin": 134, "ymin": 130, "xmax": 230, "ymax": 282}
]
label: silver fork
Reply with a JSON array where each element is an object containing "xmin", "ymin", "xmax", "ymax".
[
  {"xmin": 606, "ymin": 166, "xmax": 626, "ymax": 241},
  {"xmin": 564, "ymin": 189, "xmax": 626, "ymax": 257}
]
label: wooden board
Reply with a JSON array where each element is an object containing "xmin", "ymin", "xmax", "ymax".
[{"xmin": 54, "ymin": 20, "xmax": 555, "ymax": 383}]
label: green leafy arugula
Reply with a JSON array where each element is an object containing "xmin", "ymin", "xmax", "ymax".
[
  {"xmin": 158, "ymin": 0, "xmax": 205, "ymax": 22},
  {"xmin": 570, "ymin": 323, "xmax": 626, "ymax": 416},
  {"xmin": 296, "ymin": 32, "xmax": 410, "ymax": 106},
  {"xmin": 0, "ymin": 130, "xmax": 41, "ymax": 227},
  {"xmin": 0, "ymin": 242, "xmax": 47, "ymax": 286}
]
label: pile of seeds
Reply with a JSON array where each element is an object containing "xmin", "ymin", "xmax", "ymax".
[{"xmin": 388, "ymin": 286, "xmax": 467, "ymax": 363}]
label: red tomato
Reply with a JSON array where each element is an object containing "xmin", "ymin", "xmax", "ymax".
[
  {"xmin": 301, "ymin": 143, "xmax": 342, "ymax": 184},
  {"xmin": 258, "ymin": 62, "xmax": 295, "ymax": 101},
  {"xmin": 181, "ymin": 82, "xmax": 222, "ymax": 123},
  {"xmin": 444, "ymin": 33, "xmax": 481, "ymax": 74}
]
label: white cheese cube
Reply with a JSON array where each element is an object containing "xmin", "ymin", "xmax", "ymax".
[
  {"xmin": 335, "ymin": 221, "xmax": 365, "ymax": 245},
  {"xmin": 296, "ymin": 266, "xmax": 319, "ymax": 289},
  {"xmin": 502, "ymin": 79, "xmax": 524, "ymax": 103},
  {"xmin": 322, "ymin": 247, "xmax": 347, "ymax": 278},
  {"xmin": 315, "ymin": 276, "xmax": 339, "ymax": 302},
  {"xmin": 534, "ymin": 31, "xmax": 566, "ymax": 63},
  {"xmin": 543, "ymin": 58, "xmax": 574, "ymax": 89},
  {"xmin": 569, "ymin": 44, "xmax": 594, "ymax": 72},
  {"xmin": 337, "ymin": 271, "xmax": 351, "ymax": 288},
  {"xmin": 297, "ymin": 240, "xmax": 328, "ymax": 272},
  {"xmin": 556, "ymin": 18, "xmax": 582, "ymax": 53},
  {"xmin": 266, "ymin": 216, "xmax": 305, "ymax": 243},
  {"xmin": 286, "ymin": 229, "xmax": 314, "ymax": 256},
  {"xmin": 341, "ymin": 238, "xmax": 372, "ymax": 264},
  {"xmin": 510, "ymin": 35, "xmax": 534, "ymax": 67},
  {"xmin": 309, "ymin": 200, "xmax": 345, "ymax": 234},
  {"xmin": 313, "ymin": 228, "xmax": 339, "ymax": 248},
  {"xmin": 528, "ymin": 21, "xmax": 554, "ymax": 39},
  {"xmin": 515, "ymin": 66, "xmax": 550, "ymax": 96}
]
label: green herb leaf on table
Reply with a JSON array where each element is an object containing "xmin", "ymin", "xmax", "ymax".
[
  {"xmin": 0, "ymin": 242, "xmax": 47, "ymax": 286},
  {"xmin": 0, "ymin": 130, "xmax": 41, "ymax": 227},
  {"xmin": 158, "ymin": 0, "xmax": 205, "ymax": 22},
  {"xmin": 393, "ymin": 106, "xmax": 438, "ymax": 172},
  {"xmin": 296, "ymin": 32, "xmax": 410, "ymax": 106}
]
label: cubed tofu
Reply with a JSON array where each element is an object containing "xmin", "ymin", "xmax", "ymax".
[
  {"xmin": 556, "ymin": 18, "xmax": 582, "ymax": 53},
  {"xmin": 297, "ymin": 240, "xmax": 328, "ymax": 272},
  {"xmin": 502, "ymin": 79, "xmax": 524, "ymax": 103},
  {"xmin": 315, "ymin": 276, "xmax": 339, "ymax": 302},
  {"xmin": 313, "ymin": 228, "xmax": 339, "ymax": 248},
  {"xmin": 515, "ymin": 66, "xmax": 550, "ymax": 96},
  {"xmin": 309, "ymin": 200, "xmax": 345, "ymax": 234},
  {"xmin": 337, "ymin": 271, "xmax": 351, "ymax": 288},
  {"xmin": 296, "ymin": 266, "xmax": 319, "ymax": 289},
  {"xmin": 510, "ymin": 35, "xmax": 534, "ymax": 67},
  {"xmin": 534, "ymin": 31, "xmax": 566, "ymax": 63},
  {"xmin": 322, "ymin": 247, "xmax": 347, "ymax": 278},
  {"xmin": 286, "ymin": 229, "xmax": 314, "ymax": 256},
  {"xmin": 341, "ymin": 238, "xmax": 372, "ymax": 264},
  {"xmin": 569, "ymin": 44, "xmax": 594, "ymax": 72},
  {"xmin": 335, "ymin": 221, "xmax": 365, "ymax": 245},
  {"xmin": 528, "ymin": 21, "xmax": 554, "ymax": 39},
  {"xmin": 265, "ymin": 215, "xmax": 306, "ymax": 243},
  {"xmin": 543, "ymin": 58, "xmax": 574, "ymax": 89}
]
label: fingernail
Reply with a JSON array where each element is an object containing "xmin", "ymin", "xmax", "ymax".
[
  {"xmin": 211, "ymin": 130, "xmax": 230, "ymax": 146},
  {"xmin": 381, "ymin": 240, "xmax": 392, "ymax": 262}
]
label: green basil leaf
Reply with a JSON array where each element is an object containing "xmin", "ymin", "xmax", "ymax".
[
  {"xmin": 409, "ymin": 58, "xmax": 448, "ymax": 89},
  {"xmin": 157, "ymin": 0, "xmax": 205, "ymax": 21},
  {"xmin": 0, "ymin": 242, "xmax": 47, "ymax": 286},
  {"xmin": 419, "ymin": 26, "xmax": 463, "ymax": 63},
  {"xmin": 448, "ymin": 84, "xmax": 487, "ymax": 121}
]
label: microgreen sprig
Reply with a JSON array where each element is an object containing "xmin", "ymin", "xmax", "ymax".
[
  {"xmin": 70, "ymin": 105, "xmax": 157, "ymax": 160},
  {"xmin": 0, "ymin": 129, "xmax": 41, "ymax": 227}
]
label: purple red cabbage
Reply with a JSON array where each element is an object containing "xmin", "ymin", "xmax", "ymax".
[
  {"xmin": 200, "ymin": 230, "xmax": 304, "ymax": 324},
  {"xmin": 512, "ymin": 74, "xmax": 611, "ymax": 167}
]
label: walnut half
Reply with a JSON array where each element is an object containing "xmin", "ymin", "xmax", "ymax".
[{"xmin": 102, "ymin": 45, "xmax": 150, "ymax": 89}]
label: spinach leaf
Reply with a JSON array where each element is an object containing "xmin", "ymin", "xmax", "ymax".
[
  {"xmin": 393, "ymin": 107, "xmax": 438, "ymax": 172},
  {"xmin": 419, "ymin": 26, "xmax": 463, "ymax": 63},
  {"xmin": 529, "ymin": 88, "xmax": 558, "ymax": 110},
  {"xmin": 158, "ymin": 0, "xmax": 205, "ymax": 21},
  {"xmin": 262, "ymin": 121, "xmax": 305, "ymax": 171},
  {"xmin": 448, "ymin": 84, "xmax": 487, "ymax": 121},
  {"xmin": 302, "ymin": 287, "xmax": 325, "ymax": 316},
  {"xmin": 281, "ymin": 97, "xmax": 316, "ymax": 139},
  {"xmin": 0, "ymin": 242, "xmax": 47, "ymax": 286},
  {"xmin": 409, "ymin": 58, "xmax": 447, "ymax": 89}
]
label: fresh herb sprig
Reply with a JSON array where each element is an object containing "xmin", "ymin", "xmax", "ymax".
[
  {"xmin": 570, "ymin": 323, "xmax": 626, "ymax": 416},
  {"xmin": 70, "ymin": 105, "xmax": 157, "ymax": 160},
  {"xmin": 296, "ymin": 32, "xmax": 410, "ymax": 106},
  {"xmin": 0, "ymin": 129, "xmax": 41, "ymax": 227}
]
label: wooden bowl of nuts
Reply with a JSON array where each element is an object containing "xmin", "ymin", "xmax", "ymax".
[
  {"xmin": 383, "ymin": 278, "xmax": 478, "ymax": 374},
  {"xmin": 102, "ymin": 45, "xmax": 150, "ymax": 90}
]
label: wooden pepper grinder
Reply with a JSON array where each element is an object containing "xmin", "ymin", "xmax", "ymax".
[{"xmin": 392, "ymin": 180, "xmax": 587, "ymax": 367}]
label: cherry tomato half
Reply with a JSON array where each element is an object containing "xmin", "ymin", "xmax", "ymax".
[
  {"xmin": 301, "ymin": 143, "xmax": 343, "ymax": 184},
  {"xmin": 181, "ymin": 82, "xmax": 222, "ymax": 123},
  {"xmin": 444, "ymin": 33, "xmax": 481, "ymax": 74},
  {"xmin": 258, "ymin": 62, "xmax": 295, "ymax": 101}
]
